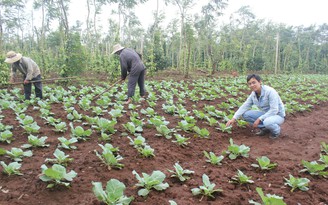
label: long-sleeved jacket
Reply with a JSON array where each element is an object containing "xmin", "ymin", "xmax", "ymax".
[
  {"xmin": 233, "ymin": 85, "xmax": 285, "ymax": 121},
  {"xmin": 119, "ymin": 48, "xmax": 145, "ymax": 80},
  {"xmin": 10, "ymin": 57, "xmax": 41, "ymax": 81}
]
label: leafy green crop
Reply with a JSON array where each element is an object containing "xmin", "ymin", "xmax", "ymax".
[
  {"xmin": 0, "ymin": 122, "xmax": 13, "ymax": 132},
  {"xmin": 172, "ymin": 134, "xmax": 190, "ymax": 147},
  {"xmin": 155, "ymin": 125, "xmax": 175, "ymax": 139},
  {"xmin": 249, "ymin": 187, "xmax": 287, "ymax": 205},
  {"xmin": 319, "ymin": 154, "xmax": 328, "ymax": 166},
  {"xmin": 45, "ymin": 149, "xmax": 74, "ymax": 166},
  {"xmin": 229, "ymin": 170, "xmax": 254, "ymax": 184},
  {"xmin": 177, "ymin": 120, "xmax": 195, "ymax": 132},
  {"xmin": 0, "ymin": 130, "xmax": 13, "ymax": 143},
  {"xmin": 193, "ymin": 126, "xmax": 210, "ymax": 138},
  {"xmin": 21, "ymin": 135, "xmax": 49, "ymax": 148},
  {"xmin": 251, "ymin": 156, "xmax": 277, "ymax": 170},
  {"xmin": 6, "ymin": 147, "xmax": 33, "ymax": 161},
  {"xmin": 168, "ymin": 162, "xmax": 194, "ymax": 182},
  {"xmin": 217, "ymin": 123, "xmax": 232, "ymax": 133},
  {"xmin": 140, "ymin": 107, "xmax": 156, "ymax": 117},
  {"xmin": 58, "ymin": 137, "xmax": 78, "ymax": 150},
  {"xmin": 92, "ymin": 118, "xmax": 117, "ymax": 134},
  {"xmin": 137, "ymin": 145, "xmax": 155, "ymax": 158},
  {"xmin": 39, "ymin": 164, "xmax": 77, "ymax": 188},
  {"xmin": 108, "ymin": 109, "xmax": 123, "ymax": 119},
  {"xmin": 284, "ymin": 174, "xmax": 310, "ymax": 192},
  {"xmin": 53, "ymin": 122, "xmax": 68, "ymax": 133},
  {"xmin": 321, "ymin": 142, "xmax": 328, "ymax": 154},
  {"xmin": 300, "ymin": 160, "xmax": 328, "ymax": 177},
  {"xmin": 226, "ymin": 138, "xmax": 250, "ymax": 160},
  {"xmin": 191, "ymin": 174, "xmax": 223, "ymax": 200},
  {"xmin": 123, "ymin": 122, "xmax": 142, "ymax": 135},
  {"xmin": 67, "ymin": 109, "xmax": 83, "ymax": 122},
  {"xmin": 128, "ymin": 135, "xmax": 146, "ymax": 148},
  {"xmin": 132, "ymin": 170, "xmax": 169, "ymax": 197},
  {"xmin": 0, "ymin": 161, "xmax": 23, "ymax": 175},
  {"xmin": 92, "ymin": 179, "xmax": 134, "ymax": 205},
  {"xmin": 70, "ymin": 123, "xmax": 92, "ymax": 141},
  {"xmin": 148, "ymin": 116, "xmax": 169, "ymax": 127},
  {"xmin": 203, "ymin": 151, "xmax": 224, "ymax": 165},
  {"xmin": 95, "ymin": 144, "xmax": 124, "ymax": 170}
]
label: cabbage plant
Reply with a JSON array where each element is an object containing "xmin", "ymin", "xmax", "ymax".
[
  {"xmin": 229, "ymin": 170, "xmax": 254, "ymax": 184},
  {"xmin": 92, "ymin": 179, "xmax": 134, "ymax": 205},
  {"xmin": 132, "ymin": 170, "xmax": 169, "ymax": 197},
  {"xmin": 45, "ymin": 149, "xmax": 74, "ymax": 166},
  {"xmin": 284, "ymin": 174, "xmax": 310, "ymax": 192},
  {"xmin": 0, "ymin": 130, "xmax": 13, "ymax": 143},
  {"xmin": 39, "ymin": 164, "xmax": 77, "ymax": 188},
  {"xmin": 0, "ymin": 161, "xmax": 23, "ymax": 175},
  {"xmin": 203, "ymin": 151, "xmax": 224, "ymax": 165},
  {"xmin": 226, "ymin": 138, "xmax": 250, "ymax": 160},
  {"xmin": 191, "ymin": 174, "xmax": 223, "ymax": 200},
  {"xmin": 168, "ymin": 162, "xmax": 194, "ymax": 182},
  {"xmin": 251, "ymin": 156, "xmax": 277, "ymax": 170},
  {"xmin": 249, "ymin": 187, "xmax": 286, "ymax": 205}
]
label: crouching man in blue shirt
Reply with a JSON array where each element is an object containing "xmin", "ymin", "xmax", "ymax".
[{"xmin": 226, "ymin": 74, "xmax": 285, "ymax": 139}]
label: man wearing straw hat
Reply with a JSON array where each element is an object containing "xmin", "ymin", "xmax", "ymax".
[
  {"xmin": 4, "ymin": 51, "xmax": 43, "ymax": 100},
  {"xmin": 111, "ymin": 43, "xmax": 146, "ymax": 104}
]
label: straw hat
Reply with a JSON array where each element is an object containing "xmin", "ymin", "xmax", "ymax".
[
  {"xmin": 4, "ymin": 51, "xmax": 22, "ymax": 63},
  {"xmin": 111, "ymin": 44, "xmax": 124, "ymax": 54}
]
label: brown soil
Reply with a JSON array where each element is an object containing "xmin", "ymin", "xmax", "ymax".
[{"xmin": 1, "ymin": 73, "xmax": 328, "ymax": 205}]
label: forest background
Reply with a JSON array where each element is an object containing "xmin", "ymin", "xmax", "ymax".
[{"xmin": 0, "ymin": 0, "xmax": 327, "ymax": 83}]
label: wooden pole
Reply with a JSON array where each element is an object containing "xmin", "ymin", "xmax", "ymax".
[
  {"xmin": 275, "ymin": 32, "xmax": 279, "ymax": 74},
  {"xmin": 92, "ymin": 79, "xmax": 122, "ymax": 101}
]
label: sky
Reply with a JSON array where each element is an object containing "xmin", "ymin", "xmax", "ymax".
[{"xmin": 69, "ymin": 0, "xmax": 328, "ymax": 29}]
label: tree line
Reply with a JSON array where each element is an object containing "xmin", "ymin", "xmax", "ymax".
[{"xmin": 0, "ymin": 0, "xmax": 327, "ymax": 83}]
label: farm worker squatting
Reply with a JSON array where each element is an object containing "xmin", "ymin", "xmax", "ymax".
[
  {"xmin": 111, "ymin": 43, "xmax": 146, "ymax": 105},
  {"xmin": 225, "ymin": 74, "xmax": 285, "ymax": 139},
  {"xmin": 4, "ymin": 51, "xmax": 43, "ymax": 100}
]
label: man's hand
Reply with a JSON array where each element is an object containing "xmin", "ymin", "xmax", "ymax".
[
  {"xmin": 24, "ymin": 79, "xmax": 29, "ymax": 84},
  {"xmin": 253, "ymin": 118, "xmax": 261, "ymax": 128},
  {"xmin": 226, "ymin": 118, "xmax": 236, "ymax": 127}
]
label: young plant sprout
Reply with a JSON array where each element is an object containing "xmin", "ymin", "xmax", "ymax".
[
  {"xmin": 284, "ymin": 174, "xmax": 310, "ymax": 192},
  {"xmin": 172, "ymin": 134, "xmax": 190, "ymax": 147},
  {"xmin": 203, "ymin": 151, "xmax": 224, "ymax": 165},
  {"xmin": 229, "ymin": 170, "xmax": 254, "ymax": 184},
  {"xmin": 132, "ymin": 170, "xmax": 169, "ymax": 197},
  {"xmin": 251, "ymin": 156, "xmax": 277, "ymax": 170},
  {"xmin": 39, "ymin": 164, "xmax": 77, "ymax": 188},
  {"xmin": 168, "ymin": 162, "xmax": 194, "ymax": 182},
  {"xmin": 191, "ymin": 174, "xmax": 223, "ymax": 200},
  {"xmin": 249, "ymin": 187, "xmax": 287, "ymax": 205},
  {"xmin": 225, "ymin": 138, "xmax": 250, "ymax": 160},
  {"xmin": 0, "ymin": 161, "xmax": 23, "ymax": 176},
  {"xmin": 92, "ymin": 179, "xmax": 134, "ymax": 205}
]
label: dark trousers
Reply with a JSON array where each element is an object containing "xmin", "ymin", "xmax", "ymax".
[
  {"xmin": 128, "ymin": 69, "xmax": 146, "ymax": 98},
  {"xmin": 23, "ymin": 75, "xmax": 43, "ymax": 100}
]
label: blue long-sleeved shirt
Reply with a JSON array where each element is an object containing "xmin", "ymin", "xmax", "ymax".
[{"xmin": 233, "ymin": 85, "xmax": 285, "ymax": 121}]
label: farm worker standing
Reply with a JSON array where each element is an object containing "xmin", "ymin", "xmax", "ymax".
[
  {"xmin": 4, "ymin": 51, "xmax": 43, "ymax": 100},
  {"xmin": 225, "ymin": 74, "xmax": 285, "ymax": 139},
  {"xmin": 111, "ymin": 43, "xmax": 146, "ymax": 104}
]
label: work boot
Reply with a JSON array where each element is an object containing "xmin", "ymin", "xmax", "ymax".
[{"xmin": 255, "ymin": 128, "xmax": 270, "ymax": 136}]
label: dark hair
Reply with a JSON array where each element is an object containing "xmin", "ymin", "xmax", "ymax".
[{"xmin": 247, "ymin": 74, "xmax": 261, "ymax": 82}]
